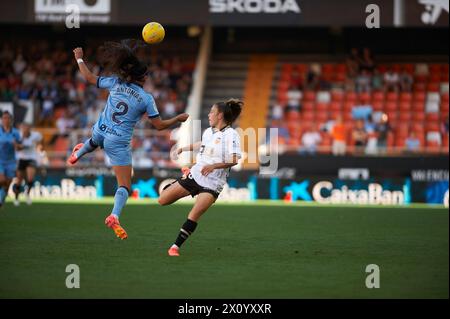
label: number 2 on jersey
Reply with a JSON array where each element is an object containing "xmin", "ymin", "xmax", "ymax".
[{"xmin": 112, "ymin": 102, "xmax": 129, "ymax": 124}]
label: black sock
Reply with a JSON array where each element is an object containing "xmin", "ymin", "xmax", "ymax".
[
  {"xmin": 26, "ymin": 181, "xmax": 33, "ymax": 194},
  {"xmin": 12, "ymin": 183, "xmax": 21, "ymax": 199},
  {"xmin": 174, "ymin": 219, "xmax": 198, "ymax": 248}
]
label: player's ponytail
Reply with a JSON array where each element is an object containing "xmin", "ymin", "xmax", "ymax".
[
  {"xmin": 98, "ymin": 39, "xmax": 148, "ymax": 84},
  {"xmin": 216, "ymin": 99, "xmax": 243, "ymax": 125}
]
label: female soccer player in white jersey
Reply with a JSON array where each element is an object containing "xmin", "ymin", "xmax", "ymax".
[
  {"xmin": 12, "ymin": 123, "xmax": 43, "ymax": 206},
  {"xmin": 67, "ymin": 40, "xmax": 189, "ymax": 239},
  {"xmin": 158, "ymin": 99, "xmax": 243, "ymax": 256}
]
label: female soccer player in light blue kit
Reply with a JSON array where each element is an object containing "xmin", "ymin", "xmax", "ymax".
[
  {"xmin": 0, "ymin": 111, "xmax": 22, "ymax": 208},
  {"xmin": 68, "ymin": 40, "xmax": 188, "ymax": 239}
]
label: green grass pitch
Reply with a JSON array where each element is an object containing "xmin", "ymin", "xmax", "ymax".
[{"xmin": 0, "ymin": 200, "xmax": 448, "ymax": 298}]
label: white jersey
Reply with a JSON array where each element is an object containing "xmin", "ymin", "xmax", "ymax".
[
  {"xmin": 191, "ymin": 126, "xmax": 242, "ymax": 193},
  {"xmin": 17, "ymin": 131, "xmax": 42, "ymax": 161}
]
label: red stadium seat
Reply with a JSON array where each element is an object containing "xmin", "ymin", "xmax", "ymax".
[
  {"xmin": 330, "ymin": 111, "xmax": 342, "ymax": 120},
  {"xmin": 330, "ymin": 101, "xmax": 342, "ymax": 112},
  {"xmin": 398, "ymin": 112, "xmax": 411, "ymax": 122},
  {"xmin": 345, "ymin": 91, "xmax": 357, "ymax": 102},
  {"xmin": 426, "ymin": 113, "xmax": 440, "ymax": 122},
  {"xmin": 322, "ymin": 63, "xmax": 334, "ymax": 74},
  {"xmin": 427, "ymin": 83, "xmax": 440, "ymax": 93},
  {"xmin": 386, "ymin": 92, "xmax": 399, "ymax": 101},
  {"xmin": 334, "ymin": 72, "xmax": 347, "ymax": 82},
  {"xmin": 343, "ymin": 112, "xmax": 353, "ymax": 121},
  {"xmin": 425, "ymin": 123, "xmax": 440, "ymax": 132},
  {"xmin": 399, "ymin": 102, "xmax": 411, "ymax": 112},
  {"xmin": 343, "ymin": 101, "xmax": 355, "ymax": 111},
  {"xmin": 372, "ymin": 101, "xmax": 384, "ymax": 112},
  {"xmin": 395, "ymin": 123, "xmax": 409, "ymax": 136},
  {"xmin": 386, "ymin": 111, "xmax": 398, "ymax": 122},
  {"xmin": 316, "ymin": 112, "xmax": 329, "ymax": 123},
  {"xmin": 302, "ymin": 111, "xmax": 315, "ymax": 121},
  {"xmin": 286, "ymin": 111, "xmax": 300, "ymax": 121},
  {"xmin": 429, "ymin": 74, "xmax": 441, "ymax": 84},
  {"xmin": 391, "ymin": 64, "xmax": 401, "ymax": 73},
  {"xmin": 296, "ymin": 64, "xmax": 308, "ymax": 74},
  {"xmin": 372, "ymin": 91, "xmax": 385, "ymax": 102},
  {"xmin": 403, "ymin": 64, "xmax": 415, "ymax": 74},
  {"xmin": 282, "ymin": 64, "xmax": 294, "ymax": 73},
  {"xmin": 412, "ymin": 102, "xmax": 425, "ymax": 112},
  {"xmin": 316, "ymin": 103, "xmax": 329, "ymax": 112},
  {"xmin": 412, "ymin": 112, "xmax": 425, "ymax": 122},
  {"xmin": 400, "ymin": 92, "xmax": 412, "ymax": 102},
  {"xmin": 331, "ymin": 91, "xmax": 344, "ymax": 102},
  {"xmin": 302, "ymin": 101, "xmax": 314, "ymax": 111},
  {"xmin": 335, "ymin": 64, "xmax": 347, "ymax": 73},
  {"xmin": 359, "ymin": 92, "xmax": 371, "ymax": 104},
  {"xmin": 303, "ymin": 90, "xmax": 316, "ymax": 101},
  {"xmin": 413, "ymin": 83, "xmax": 427, "ymax": 92},
  {"xmin": 429, "ymin": 64, "xmax": 442, "ymax": 74},
  {"xmin": 385, "ymin": 101, "xmax": 398, "ymax": 112}
]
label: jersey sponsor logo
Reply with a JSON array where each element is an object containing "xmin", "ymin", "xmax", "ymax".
[{"xmin": 99, "ymin": 124, "xmax": 122, "ymax": 137}]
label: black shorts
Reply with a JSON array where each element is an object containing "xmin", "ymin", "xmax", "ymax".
[
  {"xmin": 177, "ymin": 173, "xmax": 220, "ymax": 199},
  {"xmin": 17, "ymin": 159, "xmax": 37, "ymax": 171}
]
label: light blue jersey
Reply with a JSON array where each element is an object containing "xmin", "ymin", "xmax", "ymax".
[
  {"xmin": 0, "ymin": 126, "xmax": 21, "ymax": 163},
  {"xmin": 90, "ymin": 76, "xmax": 160, "ymax": 166},
  {"xmin": 0, "ymin": 126, "xmax": 21, "ymax": 178},
  {"xmin": 94, "ymin": 76, "xmax": 160, "ymax": 143}
]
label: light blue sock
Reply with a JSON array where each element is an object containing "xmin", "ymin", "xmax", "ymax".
[
  {"xmin": 75, "ymin": 139, "xmax": 97, "ymax": 159},
  {"xmin": 111, "ymin": 187, "xmax": 129, "ymax": 218}
]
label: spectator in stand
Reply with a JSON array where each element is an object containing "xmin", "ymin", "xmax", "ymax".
[
  {"xmin": 40, "ymin": 96, "xmax": 54, "ymax": 126},
  {"xmin": 442, "ymin": 116, "xmax": 449, "ymax": 135},
  {"xmin": 365, "ymin": 119, "xmax": 379, "ymax": 155},
  {"xmin": 346, "ymin": 48, "xmax": 360, "ymax": 79},
  {"xmin": 359, "ymin": 48, "xmax": 376, "ymax": 73},
  {"xmin": 384, "ymin": 67, "xmax": 400, "ymax": 92},
  {"xmin": 305, "ymin": 66, "xmax": 320, "ymax": 90},
  {"xmin": 399, "ymin": 70, "xmax": 413, "ymax": 92},
  {"xmin": 13, "ymin": 53, "xmax": 27, "ymax": 75},
  {"xmin": 331, "ymin": 115, "xmax": 347, "ymax": 156},
  {"xmin": 50, "ymin": 110, "xmax": 75, "ymax": 145},
  {"xmin": 271, "ymin": 102, "xmax": 284, "ymax": 121},
  {"xmin": 352, "ymin": 119, "xmax": 368, "ymax": 154},
  {"xmin": 405, "ymin": 131, "xmax": 422, "ymax": 153},
  {"xmin": 300, "ymin": 124, "xmax": 322, "ymax": 155},
  {"xmin": 286, "ymin": 85, "xmax": 302, "ymax": 112},
  {"xmin": 355, "ymin": 69, "xmax": 372, "ymax": 93},
  {"xmin": 372, "ymin": 69, "xmax": 384, "ymax": 91},
  {"xmin": 375, "ymin": 113, "xmax": 391, "ymax": 152},
  {"xmin": 289, "ymin": 69, "xmax": 303, "ymax": 88}
]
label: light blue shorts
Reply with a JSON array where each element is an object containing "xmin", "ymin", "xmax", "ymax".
[
  {"xmin": 0, "ymin": 161, "xmax": 17, "ymax": 178},
  {"xmin": 92, "ymin": 129, "xmax": 132, "ymax": 166}
]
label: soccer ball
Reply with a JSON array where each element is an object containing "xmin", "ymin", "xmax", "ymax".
[{"xmin": 142, "ymin": 22, "xmax": 165, "ymax": 44}]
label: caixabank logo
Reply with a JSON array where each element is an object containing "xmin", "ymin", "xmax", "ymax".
[{"xmin": 283, "ymin": 180, "xmax": 408, "ymax": 205}]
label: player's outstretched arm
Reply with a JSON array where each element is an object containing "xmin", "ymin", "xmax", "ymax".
[
  {"xmin": 178, "ymin": 142, "xmax": 202, "ymax": 153},
  {"xmin": 149, "ymin": 113, "xmax": 189, "ymax": 131},
  {"xmin": 73, "ymin": 47, "xmax": 98, "ymax": 85}
]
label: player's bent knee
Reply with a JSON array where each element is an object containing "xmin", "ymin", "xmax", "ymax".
[{"xmin": 157, "ymin": 197, "xmax": 168, "ymax": 206}]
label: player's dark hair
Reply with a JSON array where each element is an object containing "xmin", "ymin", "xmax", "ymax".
[
  {"xmin": 98, "ymin": 39, "xmax": 148, "ymax": 84},
  {"xmin": 1, "ymin": 110, "xmax": 12, "ymax": 118},
  {"xmin": 215, "ymin": 99, "xmax": 243, "ymax": 125}
]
